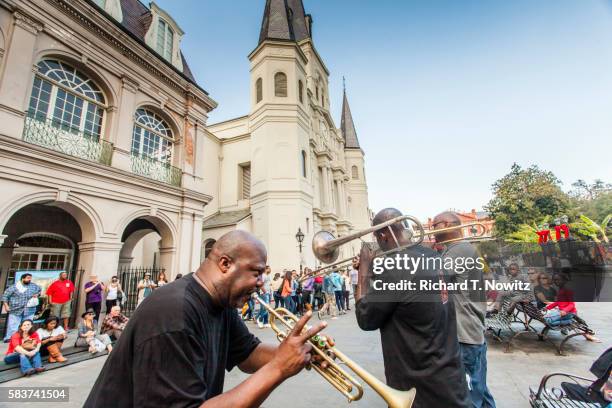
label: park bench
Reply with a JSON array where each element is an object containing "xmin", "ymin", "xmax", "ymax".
[
  {"xmin": 0, "ymin": 345, "xmax": 109, "ymax": 383},
  {"xmin": 485, "ymin": 298, "xmax": 527, "ymax": 343},
  {"xmin": 529, "ymin": 373, "xmax": 603, "ymax": 407},
  {"xmin": 507, "ymin": 302, "xmax": 595, "ymax": 355}
]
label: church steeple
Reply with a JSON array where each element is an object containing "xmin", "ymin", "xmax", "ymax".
[
  {"xmin": 258, "ymin": 0, "xmax": 311, "ymax": 45},
  {"xmin": 341, "ymin": 83, "xmax": 361, "ymax": 149}
]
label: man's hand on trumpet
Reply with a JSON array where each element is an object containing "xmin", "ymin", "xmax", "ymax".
[{"xmin": 269, "ymin": 311, "xmax": 333, "ymax": 378}]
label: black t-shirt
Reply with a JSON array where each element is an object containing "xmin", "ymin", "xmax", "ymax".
[
  {"xmin": 85, "ymin": 273, "xmax": 261, "ymax": 408},
  {"xmin": 355, "ymin": 246, "xmax": 470, "ymax": 408},
  {"xmin": 533, "ymin": 285, "xmax": 557, "ymax": 309}
]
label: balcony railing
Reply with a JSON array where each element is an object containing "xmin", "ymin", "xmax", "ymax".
[
  {"xmin": 22, "ymin": 114, "xmax": 113, "ymax": 165},
  {"xmin": 130, "ymin": 153, "xmax": 181, "ymax": 187}
]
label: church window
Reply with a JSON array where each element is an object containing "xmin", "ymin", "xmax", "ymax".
[
  {"xmin": 157, "ymin": 19, "xmax": 174, "ymax": 62},
  {"xmin": 301, "ymin": 150, "xmax": 307, "ymax": 178},
  {"xmin": 240, "ymin": 163, "xmax": 251, "ymax": 199},
  {"xmin": 274, "ymin": 72, "xmax": 287, "ymax": 97},
  {"xmin": 28, "ymin": 59, "xmax": 106, "ymax": 140},
  {"xmin": 256, "ymin": 78, "xmax": 263, "ymax": 103},
  {"xmin": 351, "ymin": 165, "xmax": 358, "ymax": 179},
  {"xmin": 131, "ymin": 108, "xmax": 173, "ymax": 164},
  {"xmin": 298, "ymin": 80, "xmax": 304, "ymax": 103}
]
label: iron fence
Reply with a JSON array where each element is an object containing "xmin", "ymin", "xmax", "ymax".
[
  {"xmin": 117, "ymin": 266, "xmax": 165, "ymax": 316},
  {"xmin": 130, "ymin": 153, "xmax": 181, "ymax": 187},
  {"xmin": 22, "ymin": 113, "xmax": 113, "ymax": 165}
]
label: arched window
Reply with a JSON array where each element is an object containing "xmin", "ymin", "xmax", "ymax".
[
  {"xmin": 256, "ymin": 78, "xmax": 263, "ymax": 103},
  {"xmin": 157, "ymin": 18, "xmax": 174, "ymax": 61},
  {"xmin": 301, "ymin": 150, "xmax": 307, "ymax": 177},
  {"xmin": 274, "ymin": 72, "xmax": 287, "ymax": 97},
  {"xmin": 351, "ymin": 165, "xmax": 358, "ymax": 179},
  {"xmin": 132, "ymin": 108, "xmax": 174, "ymax": 163},
  {"xmin": 298, "ymin": 80, "xmax": 304, "ymax": 103},
  {"xmin": 28, "ymin": 59, "xmax": 106, "ymax": 139}
]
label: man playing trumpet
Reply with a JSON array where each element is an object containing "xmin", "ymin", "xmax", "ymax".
[
  {"xmin": 355, "ymin": 208, "xmax": 470, "ymax": 408},
  {"xmin": 85, "ymin": 230, "xmax": 329, "ymax": 408}
]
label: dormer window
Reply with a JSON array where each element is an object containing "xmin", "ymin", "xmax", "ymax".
[{"xmin": 157, "ymin": 19, "xmax": 174, "ymax": 61}]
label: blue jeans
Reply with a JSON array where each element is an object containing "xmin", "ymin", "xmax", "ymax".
[
  {"xmin": 460, "ymin": 342, "xmax": 496, "ymax": 408},
  {"xmin": 4, "ymin": 352, "xmax": 42, "ymax": 374},
  {"xmin": 544, "ymin": 310, "xmax": 574, "ymax": 326},
  {"xmin": 283, "ymin": 296, "xmax": 294, "ymax": 313},
  {"xmin": 334, "ymin": 290, "xmax": 344, "ymax": 311},
  {"xmin": 4, "ymin": 311, "xmax": 35, "ymax": 341},
  {"xmin": 257, "ymin": 293, "xmax": 270, "ymax": 324},
  {"xmin": 273, "ymin": 292, "xmax": 283, "ymax": 308}
]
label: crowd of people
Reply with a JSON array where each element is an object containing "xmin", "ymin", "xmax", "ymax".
[
  {"xmin": 240, "ymin": 258, "xmax": 359, "ymax": 328},
  {"xmin": 1, "ymin": 271, "xmax": 136, "ymax": 376}
]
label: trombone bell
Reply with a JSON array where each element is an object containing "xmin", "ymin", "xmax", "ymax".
[{"xmin": 312, "ymin": 230, "xmax": 340, "ymax": 264}]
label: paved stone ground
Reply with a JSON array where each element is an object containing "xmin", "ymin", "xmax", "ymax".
[{"xmin": 0, "ymin": 302, "xmax": 610, "ymax": 408}]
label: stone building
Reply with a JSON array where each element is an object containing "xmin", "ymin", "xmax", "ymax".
[{"xmin": 202, "ymin": 0, "xmax": 371, "ymax": 270}]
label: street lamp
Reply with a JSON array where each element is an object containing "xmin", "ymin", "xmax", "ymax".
[{"xmin": 295, "ymin": 228, "xmax": 305, "ymax": 274}]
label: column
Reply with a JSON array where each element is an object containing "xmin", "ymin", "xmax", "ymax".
[
  {"xmin": 175, "ymin": 211, "xmax": 194, "ymax": 277},
  {"xmin": 321, "ymin": 166, "xmax": 330, "ymax": 210},
  {"xmin": 0, "ymin": 11, "xmax": 43, "ymax": 138},
  {"xmin": 190, "ymin": 214, "xmax": 204, "ymax": 272},
  {"xmin": 158, "ymin": 247, "xmax": 176, "ymax": 278},
  {"xmin": 338, "ymin": 179, "xmax": 346, "ymax": 218},
  {"xmin": 111, "ymin": 76, "xmax": 139, "ymax": 172},
  {"xmin": 327, "ymin": 167, "xmax": 335, "ymax": 213},
  {"xmin": 76, "ymin": 241, "xmax": 122, "ymax": 316}
]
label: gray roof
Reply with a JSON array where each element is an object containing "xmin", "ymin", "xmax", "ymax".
[
  {"xmin": 258, "ymin": 0, "xmax": 311, "ymax": 45},
  {"xmin": 341, "ymin": 89, "xmax": 361, "ymax": 149},
  {"xmin": 202, "ymin": 209, "xmax": 251, "ymax": 229}
]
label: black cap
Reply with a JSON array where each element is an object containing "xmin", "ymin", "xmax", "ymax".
[{"xmin": 81, "ymin": 308, "xmax": 95, "ymax": 318}]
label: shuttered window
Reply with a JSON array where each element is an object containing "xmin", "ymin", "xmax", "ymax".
[
  {"xmin": 241, "ymin": 164, "xmax": 251, "ymax": 199},
  {"xmin": 274, "ymin": 72, "xmax": 287, "ymax": 97},
  {"xmin": 256, "ymin": 78, "xmax": 263, "ymax": 103},
  {"xmin": 298, "ymin": 80, "xmax": 304, "ymax": 103}
]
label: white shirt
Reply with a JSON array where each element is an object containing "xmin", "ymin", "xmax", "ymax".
[
  {"xmin": 350, "ymin": 268, "xmax": 359, "ymax": 285},
  {"xmin": 36, "ymin": 326, "xmax": 65, "ymax": 339}
]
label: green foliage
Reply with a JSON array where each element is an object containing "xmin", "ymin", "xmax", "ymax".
[
  {"xmin": 506, "ymin": 223, "xmax": 539, "ymax": 243},
  {"xmin": 571, "ymin": 191, "xmax": 612, "ymax": 222},
  {"xmin": 485, "ymin": 164, "xmax": 570, "ymax": 237},
  {"xmin": 570, "ymin": 214, "xmax": 611, "ymax": 243}
]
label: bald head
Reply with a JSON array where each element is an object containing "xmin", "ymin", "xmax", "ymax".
[
  {"xmin": 372, "ymin": 208, "xmax": 411, "ymax": 251},
  {"xmin": 208, "ymin": 230, "xmax": 267, "ymax": 263},
  {"xmin": 432, "ymin": 211, "xmax": 462, "ymax": 243},
  {"xmin": 199, "ymin": 230, "xmax": 267, "ymax": 308}
]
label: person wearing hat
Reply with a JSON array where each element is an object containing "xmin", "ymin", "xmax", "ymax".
[
  {"xmin": 75, "ymin": 308, "xmax": 112, "ymax": 354},
  {"xmin": 136, "ymin": 272, "xmax": 156, "ymax": 307}
]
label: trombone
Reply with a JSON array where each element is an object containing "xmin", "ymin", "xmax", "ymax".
[
  {"xmin": 253, "ymin": 294, "xmax": 416, "ymax": 408},
  {"xmin": 312, "ymin": 215, "xmax": 486, "ymax": 266}
]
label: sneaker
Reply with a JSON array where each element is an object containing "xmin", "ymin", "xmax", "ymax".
[
  {"xmin": 257, "ymin": 321, "xmax": 263, "ymax": 329},
  {"xmin": 35, "ymin": 367, "xmax": 45, "ymax": 373},
  {"xmin": 331, "ymin": 317, "xmax": 338, "ymax": 320},
  {"xmin": 264, "ymin": 324, "xmax": 271, "ymax": 328},
  {"xmin": 24, "ymin": 369, "xmax": 35, "ymax": 377}
]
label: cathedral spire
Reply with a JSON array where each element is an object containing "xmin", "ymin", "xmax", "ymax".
[
  {"xmin": 341, "ymin": 83, "xmax": 361, "ymax": 149},
  {"xmin": 258, "ymin": 0, "xmax": 311, "ymax": 45}
]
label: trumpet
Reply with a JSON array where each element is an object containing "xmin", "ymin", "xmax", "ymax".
[{"xmin": 253, "ymin": 294, "xmax": 416, "ymax": 408}]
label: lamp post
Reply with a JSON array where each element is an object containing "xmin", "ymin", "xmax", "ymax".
[{"xmin": 295, "ymin": 228, "xmax": 305, "ymax": 274}]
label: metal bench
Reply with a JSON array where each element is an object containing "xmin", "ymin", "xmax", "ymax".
[
  {"xmin": 529, "ymin": 373, "xmax": 603, "ymax": 407},
  {"xmin": 485, "ymin": 298, "xmax": 527, "ymax": 344},
  {"xmin": 508, "ymin": 302, "xmax": 595, "ymax": 355}
]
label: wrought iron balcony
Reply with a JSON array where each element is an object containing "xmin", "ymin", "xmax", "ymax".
[
  {"xmin": 22, "ymin": 114, "xmax": 113, "ymax": 165},
  {"xmin": 130, "ymin": 153, "xmax": 182, "ymax": 187}
]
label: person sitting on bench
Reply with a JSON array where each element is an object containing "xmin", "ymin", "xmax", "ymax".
[
  {"xmin": 36, "ymin": 316, "xmax": 67, "ymax": 363},
  {"xmin": 562, "ymin": 347, "xmax": 612, "ymax": 407},
  {"xmin": 4, "ymin": 319, "xmax": 44, "ymax": 376}
]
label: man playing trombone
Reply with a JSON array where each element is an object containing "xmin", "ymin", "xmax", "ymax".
[
  {"xmin": 432, "ymin": 211, "xmax": 496, "ymax": 408},
  {"xmin": 85, "ymin": 230, "xmax": 328, "ymax": 408},
  {"xmin": 354, "ymin": 208, "xmax": 470, "ymax": 408}
]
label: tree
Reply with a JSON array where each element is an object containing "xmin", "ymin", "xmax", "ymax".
[
  {"xmin": 570, "ymin": 214, "xmax": 611, "ymax": 243},
  {"xmin": 569, "ymin": 179, "xmax": 611, "ymax": 200},
  {"xmin": 485, "ymin": 164, "xmax": 570, "ymax": 237}
]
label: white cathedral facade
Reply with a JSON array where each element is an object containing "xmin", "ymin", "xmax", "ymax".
[{"xmin": 201, "ymin": 0, "xmax": 371, "ymax": 270}]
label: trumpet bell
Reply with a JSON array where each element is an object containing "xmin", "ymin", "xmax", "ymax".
[{"xmin": 312, "ymin": 230, "xmax": 339, "ymax": 264}]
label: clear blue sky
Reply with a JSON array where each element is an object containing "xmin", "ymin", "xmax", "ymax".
[{"xmin": 158, "ymin": 0, "xmax": 612, "ymax": 220}]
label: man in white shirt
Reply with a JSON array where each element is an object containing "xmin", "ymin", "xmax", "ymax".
[{"xmin": 349, "ymin": 256, "xmax": 360, "ymax": 296}]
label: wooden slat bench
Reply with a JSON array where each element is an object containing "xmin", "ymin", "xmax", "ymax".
[{"xmin": 0, "ymin": 345, "xmax": 109, "ymax": 383}]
